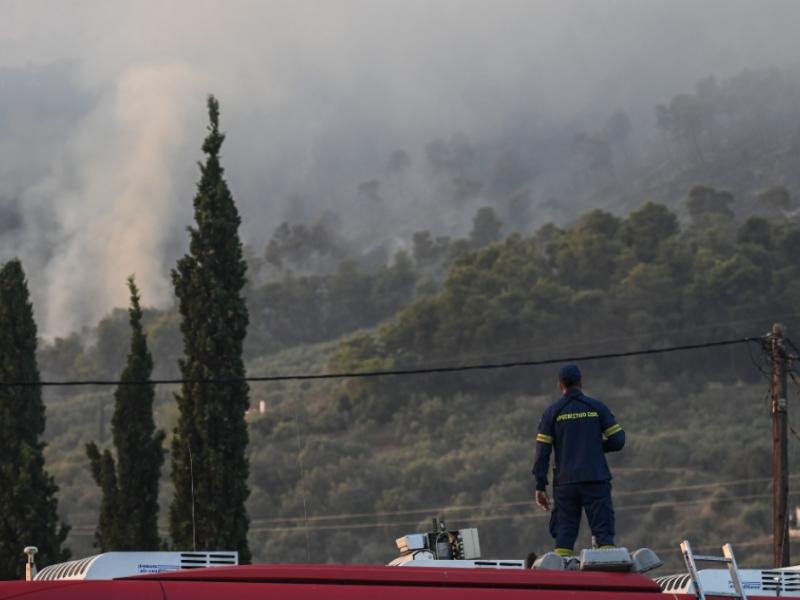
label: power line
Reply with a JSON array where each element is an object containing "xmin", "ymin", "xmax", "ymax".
[
  {"xmin": 3, "ymin": 336, "xmax": 760, "ymax": 387},
  {"xmin": 245, "ymin": 490, "xmax": 798, "ymax": 534},
  {"xmin": 245, "ymin": 476, "xmax": 786, "ymax": 526},
  {"xmin": 68, "ymin": 479, "xmax": 790, "ymax": 535},
  {"xmin": 748, "ymin": 335, "xmax": 772, "ymax": 380}
]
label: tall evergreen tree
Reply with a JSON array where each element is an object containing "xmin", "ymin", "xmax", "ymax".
[
  {"xmin": 0, "ymin": 259, "xmax": 69, "ymax": 578},
  {"xmin": 169, "ymin": 96, "xmax": 251, "ymax": 560},
  {"xmin": 84, "ymin": 444, "xmax": 121, "ymax": 550},
  {"xmin": 86, "ymin": 276, "xmax": 164, "ymax": 550}
]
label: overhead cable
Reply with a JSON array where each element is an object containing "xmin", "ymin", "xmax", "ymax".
[
  {"xmin": 71, "ymin": 489, "xmax": 782, "ymax": 536},
  {"xmin": 246, "ymin": 490, "xmax": 799, "ymax": 533},
  {"xmin": 246, "ymin": 475, "xmax": 786, "ymax": 525},
  {"xmin": 0, "ymin": 336, "xmax": 759, "ymax": 387},
  {"xmin": 68, "ymin": 480, "xmax": 788, "ymax": 535}
]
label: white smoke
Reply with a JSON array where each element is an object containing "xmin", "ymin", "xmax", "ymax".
[
  {"xmin": 2, "ymin": 0, "xmax": 800, "ymax": 337},
  {"xmin": 15, "ymin": 63, "xmax": 205, "ymax": 337}
]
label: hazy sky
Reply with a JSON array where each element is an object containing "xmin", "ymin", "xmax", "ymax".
[{"xmin": 2, "ymin": 0, "xmax": 799, "ymax": 337}]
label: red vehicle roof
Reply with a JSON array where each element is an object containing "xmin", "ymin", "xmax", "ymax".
[
  {"xmin": 0, "ymin": 564, "xmax": 675, "ymax": 600},
  {"xmin": 132, "ymin": 563, "xmax": 663, "ymax": 592}
]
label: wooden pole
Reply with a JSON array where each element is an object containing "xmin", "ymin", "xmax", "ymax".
[{"xmin": 772, "ymin": 323, "xmax": 790, "ymax": 567}]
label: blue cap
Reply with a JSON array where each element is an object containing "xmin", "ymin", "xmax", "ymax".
[{"xmin": 559, "ymin": 363, "xmax": 581, "ymax": 386}]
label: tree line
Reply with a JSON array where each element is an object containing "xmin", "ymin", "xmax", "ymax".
[
  {"xmin": 331, "ymin": 185, "xmax": 800, "ymax": 409},
  {"xmin": 0, "ymin": 95, "xmax": 251, "ymax": 578}
]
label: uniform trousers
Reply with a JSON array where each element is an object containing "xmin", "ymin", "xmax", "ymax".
[{"xmin": 549, "ymin": 481, "xmax": 615, "ymax": 550}]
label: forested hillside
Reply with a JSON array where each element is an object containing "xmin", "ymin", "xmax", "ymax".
[
  {"xmin": 32, "ymin": 68, "xmax": 800, "ymax": 571},
  {"xmin": 257, "ymin": 195, "xmax": 800, "ymax": 569},
  {"xmin": 39, "ymin": 190, "xmax": 800, "ymax": 570}
]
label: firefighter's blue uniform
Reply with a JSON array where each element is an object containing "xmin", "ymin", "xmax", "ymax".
[{"xmin": 532, "ymin": 381, "xmax": 625, "ymax": 556}]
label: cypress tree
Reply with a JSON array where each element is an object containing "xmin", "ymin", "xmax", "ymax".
[
  {"xmin": 169, "ymin": 96, "xmax": 251, "ymax": 560},
  {"xmin": 0, "ymin": 258, "xmax": 69, "ymax": 578},
  {"xmin": 86, "ymin": 276, "xmax": 164, "ymax": 550},
  {"xmin": 84, "ymin": 445, "xmax": 121, "ymax": 550}
]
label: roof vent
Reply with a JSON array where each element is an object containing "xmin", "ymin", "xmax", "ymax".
[
  {"xmin": 656, "ymin": 568, "xmax": 800, "ymax": 596},
  {"xmin": 761, "ymin": 570, "xmax": 800, "ymax": 593},
  {"xmin": 35, "ymin": 551, "xmax": 238, "ymax": 581},
  {"xmin": 179, "ymin": 552, "xmax": 238, "ymax": 569}
]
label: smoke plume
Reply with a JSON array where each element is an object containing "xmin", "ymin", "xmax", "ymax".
[{"xmin": 1, "ymin": 0, "xmax": 800, "ymax": 336}]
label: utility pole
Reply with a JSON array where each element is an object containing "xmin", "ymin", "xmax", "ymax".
[{"xmin": 771, "ymin": 323, "xmax": 790, "ymax": 567}]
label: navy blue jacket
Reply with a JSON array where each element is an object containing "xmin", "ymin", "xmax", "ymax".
[{"xmin": 532, "ymin": 388, "xmax": 625, "ymax": 491}]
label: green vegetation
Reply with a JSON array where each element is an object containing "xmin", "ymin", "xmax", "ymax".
[
  {"xmin": 85, "ymin": 277, "xmax": 164, "ymax": 551},
  {"xmin": 333, "ymin": 195, "xmax": 800, "ymax": 401},
  {"xmin": 0, "ymin": 260, "xmax": 68, "ymax": 578},
  {"xmin": 169, "ymin": 96, "xmax": 251, "ymax": 561},
  {"xmin": 247, "ymin": 252, "xmax": 417, "ymax": 354},
  {"xmin": 245, "ymin": 378, "xmax": 781, "ymax": 569}
]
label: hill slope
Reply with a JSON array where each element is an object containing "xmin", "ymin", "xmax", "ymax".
[{"xmin": 39, "ymin": 196, "xmax": 800, "ymax": 571}]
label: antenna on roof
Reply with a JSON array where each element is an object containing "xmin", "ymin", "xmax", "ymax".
[
  {"xmin": 293, "ymin": 408, "xmax": 311, "ymax": 562},
  {"xmin": 188, "ymin": 444, "xmax": 197, "ymax": 551}
]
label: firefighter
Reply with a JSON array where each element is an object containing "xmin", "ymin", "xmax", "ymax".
[{"xmin": 532, "ymin": 363, "xmax": 625, "ymax": 557}]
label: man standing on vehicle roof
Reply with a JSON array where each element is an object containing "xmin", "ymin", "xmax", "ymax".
[{"xmin": 532, "ymin": 363, "xmax": 625, "ymax": 557}]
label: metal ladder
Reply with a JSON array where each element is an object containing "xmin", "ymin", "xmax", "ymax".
[{"xmin": 680, "ymin": 540, "xmax": 747, "ymax": 600}]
